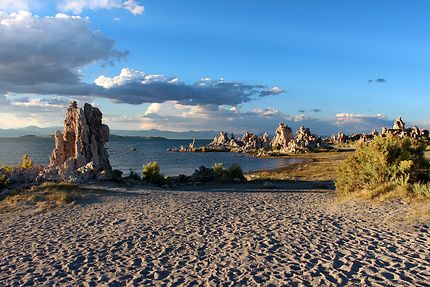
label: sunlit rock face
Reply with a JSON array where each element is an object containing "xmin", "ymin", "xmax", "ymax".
[
  {"xmin": 262, "ymin": 132, "xmax": 271, "ymax": 151},
  {"xmin": 334, "ymin": 116, "xmax": 430, "ymax": 143},
  {"xmin": 287, "ymin": 126, "xmax": 320, "ymax": 153},
  {"xmin": 271, "ymin": 122, "xmax": 293, "ymax": 149},
  {"xmin": 39, "ymin": 101, "xmax": 111, "ymax": 182},
  {"xmin": 210, "ymin": 132, "xmax": 230, "ymax": 146},
  {"xmin": 241, "ymin": 131, "xmax": 262, "ymax": 150},
  {"xmin": 393, "ymin": 116, "xmax": 406, "ymax": 130}
]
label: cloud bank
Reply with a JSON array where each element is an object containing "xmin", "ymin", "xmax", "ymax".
[
  {"xmin": 0, "ymin": 93, "xmax": 408, "ymax": 135},
  {"xmin": 335, "ymin": 113, "xmax": 392, "ymax": 133},
  {"xmin": 109, "ymin": 101, "xmax": 394, "ymax": 135},
  {"xmin": 0, "ymin": 11, "xmax": 127, "ymax": 95},
  {"xmin": 94, "ymin": 68, "xmax": 284, "ymax": 106},
  {"xmin": 0, "ymin": 11, "xmax": 282, "ymax": 107},
  {"xmin": 58, "ymin": 0, "xmax": 144, "ymax": 15}
]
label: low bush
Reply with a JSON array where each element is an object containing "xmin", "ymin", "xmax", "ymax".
[
  {"xmin": 336, "ymin": 135, "xmax": 430, "ymax": 198},
  {"xmin": 18, "ymin": 154, "xmax": 33, "ymax": 169},
  {"xmin": 1, "ymin": 165, "xmax": 13, "ymax": 173},
  {"xmin": 0, "ymin": 173, "xmax": 10, "ymax": 190},
  {"xmin": 228, "ymin": 164, "xmax": 245, "ymax": 181},
  {"xmin": 212, "ymin": 162, "xmax": 245, "ymax": 182},
  {"xmin": 142, "ymin": 162, "xmax": 166, "ymax": 186},
  {"xmin": 212, "ymin": 163, "xmax": 225, "ymax": 175}
]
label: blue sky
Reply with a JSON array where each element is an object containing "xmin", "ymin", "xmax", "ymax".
[{"xmin": 0, "ymin": 0, "xmax": 429, "ymax": 135}]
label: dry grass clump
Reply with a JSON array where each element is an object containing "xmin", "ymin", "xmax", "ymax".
[
  {"xmin": 0, "ymin": 182, "xmax": 109, "ymax": 213},
  {"xmin": 3, "ymin": 183, "xmax": 81, "ymax": 206},
  {"xmin": 410, "ymin": 183, "xmax": 430, "ymax": 199},
  {"xmin": 336, "ymin": 135, "xmax": 430, "ymax": 201},
  {"xmin": 247, "ymin": 151, "xmax": 350, "ymax": 182}
]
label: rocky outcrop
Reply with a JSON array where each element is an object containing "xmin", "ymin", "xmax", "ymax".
[
  {"xmin": 336, "ymin": 132, "xmax": 348, "ymax": 143},
  {"xmin": 38, "ymin": 101, "xmax": 111, "ymax": 182},
  {"xmin": 189, "ymin": 166, "xmax": 218, "ymax": 183},
  {"xmin": 381, "ymin": 116, "xmax": 430, "ymax": 139},
  {"xmin": 262, "ymin": 132, "xmax": 271, "ymax": 151},
  {"xmin": 335, "ymin": 117, "xmax": 430, "ymax": 144},
  {"xmin": 189, "ymin": 138, "xmax": 196, "ymax": 149},
  {"xmin": 271, "ymin": 123, "xmax": 293, "ymax": 149},
  {"xmin": 210, "ymin": 132, "xmax": 230, "ymax": 146},
  {"xmin": 170, "ymin": 123, "xmax": 332, "ymax": 155},
  {"xmin": 286, "ymin": 126, "xmax": 321, "ymax": 153},
  {"xmin": 241, "ymin": 132, "xmax": 262, "ymax": 150},
  {"xmin": 393, "ymin": 117, "xmax": 405, "ymax": 130}
]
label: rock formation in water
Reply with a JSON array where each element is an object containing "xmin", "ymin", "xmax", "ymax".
[
  {"xmin": 271, "ymin": 123, "xmax": 293, "ymax": 149},
  {"xmin": 173, "ymin": 122, "xmax": 328, "ymax": 154},
  {"xmin": 262, "ymin": 132, "xmax": 271, "ymax": 151},
  {"xmin": 335, "ymin": 116, "xmax": 430, "ymax": 144},
  {"xmin": 210, "ymin": 132, "xmax": 230, "ymax": 146},
  {"xmin": 188, "ymin": 138, "xmax": 196, "ymax": 149},
  {"xmin": 241, "ymin": 132, "xmax": 263, "ymax": 150},
  {"xmin": 287, "ymin": 126, "xmax": 320, "ymax": 153},
  {"xmin": 38, "ymin": 101, "xmax": 111, "ymax": 182}
]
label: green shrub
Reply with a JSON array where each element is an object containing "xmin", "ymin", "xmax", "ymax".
[
  {"xmin": 212, "ymin": 163, "xmax": 226, "ymax": 175},
  {"xmin": 228, "ymin": 163, "xmax": 245, "ymax": 181},
  {"xmin": 142, "ymin": 161, "xmax": 160, "ymax": 178},
  {"xmin": 142, "ymin": 162, "xmax": 165, "ymax": 186},
  {"xmin": 336, "ymin": 135, "xmax": 430, "ymax": 196},
  {"xmin": 18, "ymin": 154, "xmax": 33, "ymax": 169},
  {"xmin": 1, "ymin": 165, "xmax": 13, "ymax": 173},
  {"xmin": 0, "ymin": 173, "xmax": 10, "ymax": 190},
  {"xmin": 212, "ymin": 162, "xmax": 245, "ymax": 182}
]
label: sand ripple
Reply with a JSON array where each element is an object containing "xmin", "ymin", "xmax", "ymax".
[{"xmin": 0, "ymin": 191, "xmax": 429, "ymax": 286}]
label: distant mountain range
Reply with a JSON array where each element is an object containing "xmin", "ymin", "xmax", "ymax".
[
  {"xmin": 0, "ymin": 126, "xmax": 219, "ymax": 140},
  {"xmin": 0, "ymin": 126, "xmax": 61, "ymax": 137}
]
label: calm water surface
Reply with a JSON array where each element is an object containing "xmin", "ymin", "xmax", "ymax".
[{"xmin": 0, "ymin": 137, "xmax": 299, "ymax": 176}]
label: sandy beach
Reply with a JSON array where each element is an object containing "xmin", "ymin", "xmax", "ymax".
[{"xmin": 0, "ymin": 188, "xmax": 429, "ymax": 286}]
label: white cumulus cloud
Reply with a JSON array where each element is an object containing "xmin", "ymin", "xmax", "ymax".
[
  {"xmin": 58, "ymin": 0, "xmax": 144, "ymax": 15},
  {"xmin": 0, "ymin": 10, "xmax": 127, "ymax": 95}
]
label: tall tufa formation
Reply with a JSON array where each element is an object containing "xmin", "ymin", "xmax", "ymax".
[
  {"xmin": 271, "ymin": 123, "xmax": 293, "ymax": 149},
  {"xmin": 287, "ymin": 126, "xmax": 321, "ymax": 153},
  {"xmin": 210, "ymin": 132, "xmax": 230, "ymax": 146},
  {"xmin": 39, "ymin": 101, "xmax": 111, "ymax": 182},
  {"xmin": 392, "ymin": 117, "xmax": 406, "ymax": 130}
]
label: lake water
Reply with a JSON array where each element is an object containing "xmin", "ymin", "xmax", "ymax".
[{"xmin": 0, "ymin": 137, "xmax": 299, "ymax": 176}]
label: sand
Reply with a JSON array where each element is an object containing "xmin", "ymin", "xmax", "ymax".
[{"xmin": 0, "ymin": 189, "xmax": 429, "ymax": 286}]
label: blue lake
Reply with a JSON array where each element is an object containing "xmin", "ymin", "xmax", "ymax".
[{"xmin": 0, "ymin": 137, "xmax": 298, "ymax": 176}]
